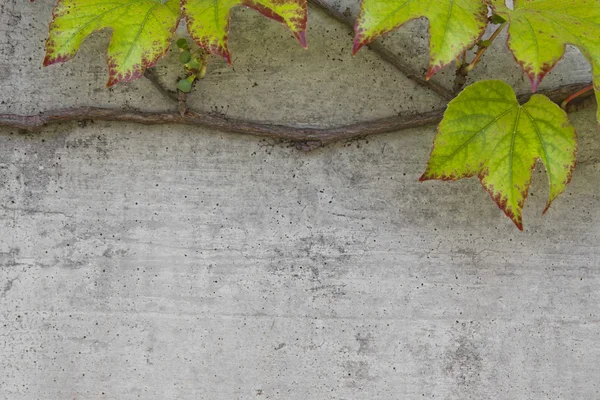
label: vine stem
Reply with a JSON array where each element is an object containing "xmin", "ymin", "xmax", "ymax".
[
  {"xmin": 561, "ymin": 84, "xmax": 595, "ymax": 110},
  {"xmin": 464, "ymin": 22, "xmax": 508, "ymax": 73},
  {"xmin": 0, "ymin": 83, "xmax": 593, "ymax": 151},
  {"xmin": 0, "ymin": 107, "xmax": 444, "ymax": 146},
  {"xmin": 143, "ymin": 69, "xmax": 178, "ymax": 102},
  {"xmin": 453, "ymin": 22, "xmax": 507, "ymax": 93},
  {"xmin": 307, "ymin": 0, "xmax": 454, "ymax": 101}
]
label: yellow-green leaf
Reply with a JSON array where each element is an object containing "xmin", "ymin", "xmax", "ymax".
[
  {"xmin": 353, "ymin": 0, "xmax": 488, "ymax": 78},
  {"xmin": 183, "ymin": 0, "xmax": 307, "ymax": 63},
  {"xmin": 491, "ymin": 0, "xmax": 600, "ymax": 122},
  {"xmin": 420, "ymin": 80, "xmax": 577, "ymax": 230},
  {"xmin": 44, "ymin": 0, "xmax": 180, "ymax": 86}
]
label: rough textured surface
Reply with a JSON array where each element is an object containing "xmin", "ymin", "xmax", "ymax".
[{"xmin": 1, "ymin": 1, "xmax": 600, "ymax": 399}]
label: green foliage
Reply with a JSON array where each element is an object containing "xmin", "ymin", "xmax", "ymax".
[
  {"xmin": 183, "ymin": 0, "xmax": 307, "ymax": 63},
  {"xmin": 353, "ymin": 0, "xmax": 488, "ymax": 78},
  {"xmin": 179, "ymin": 51, "xmax": 192, "ymax": 64},
  {"xmin": 38, "ymin": 0, "xmax": 600, "ymax": 229},
  {"xmin": 43, "ymin": 0, "xmax": 307, "ymax": 85},
  {"xmin": 178, "ymin": 76, "xmax": 194, "ymax": 92},
  {"xmin": 176, "ymin": 38, "xmax": 189, "ymax": 50},
  {"xmin": 44, "ymin": 0, "xmax": 181, "ymax": 86},
  {"xmin": 420, "ymin": 81, "xmax": 577, "ymax": 230},
  {"xmin": 491, "ymin": 0, "xmax": 600, "ymax": 123},
  {"xmin": 188, "ymin": 58, "xmax": 201, "ymax": 69}
]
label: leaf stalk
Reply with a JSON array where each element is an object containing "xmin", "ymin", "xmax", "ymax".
[
  {"xmin": 464, "ymin": 22, "xmax": 507, "ymax": 73},
  {"xmin": 561, "ymin": 85, "xmax": 594, "ymax": 110}
]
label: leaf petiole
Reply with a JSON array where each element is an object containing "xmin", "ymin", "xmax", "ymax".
[
  {"xmin": 464, "ymin": 22, "xmax": 507, "ymax": 73},
  {"xmin": 561, "ymin": 85, "xmax": 594, "ymax": 110}
]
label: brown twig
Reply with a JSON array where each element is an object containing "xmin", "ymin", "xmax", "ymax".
[
  {"xmin": 453, "ymin": 22, "xmax": 507, "ymax": 94},
  {"xmin": 143, "ymin": 67, "xmax": 189, "ymax": 115},
  {"xmin": 453, "ymin": 65, "xmax": 470, "ymax": 95},
  {"xmin": 0, "ymin": 107, "xmax": 444, "ymax": 146},
  {"xmin": 143, "ymin": 69, "xmax": 178, "ymax": 102},
  {"xmin": 308, "ymin": 0, "xmax": 454, "ymax": 101},
  {"xmin": 178, "ymin": 91, "xmax": 188, "ymax": 116},
  {"xmin": 0, "ymin": 83, "xmax": 593, "ymax": 151},
  {"xmin": 465, "ymin": 22, "xmax": 507, "ymax": 73}
]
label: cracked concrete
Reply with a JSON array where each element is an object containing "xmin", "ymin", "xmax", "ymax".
[{"xmin": 1, "ymin": 1, "xmax": 600, "ymax": 399}]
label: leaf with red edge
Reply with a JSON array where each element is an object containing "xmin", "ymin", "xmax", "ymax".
[
  {"xmin": 491, "ymin": 0, "xmax": 600, "ymax": 123},
  {"xmin": 420, "ymin": 80, "xmax": 577, "ymax": 230},
  {"xmin": 182, "ymin": 0, "xmax": 307, "ymax": 63},
  {"xmin": 353, "ymin": 0, "xmax": 488, "ymax": 78},
  {"xmin": 44, "ymin": 0, "xmax": 180, "ymax": 86}
]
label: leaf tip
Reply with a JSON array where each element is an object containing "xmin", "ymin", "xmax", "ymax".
[
  {"xmin": 542, "ymin": 202, "xmax": 552, "ymax": 215},
  {"xmin": 502, "ymin": 202, "xmax": 525, "ymax": 231},
  {"xmin": 515, "ymin": 220, "xmax": 524, "ymax": 231},
  {"xmin": 528, "ymin": 70, "xmax": 551, "ymax": 93},
  {"xmin": 106, "ymin": 76, "xmax": 117, "ymax": 88},
  {"xmin": 531, "ymin": 76, "xmax": 540, "ymax": 93},
  {"xmin": 425, "ymin": 66, "xmax": 437, "ymax": 80},
  {"xmin": 214, "ymin": 47, "xmax": 232, "ymax": 64},
  {"xmin": 295, "ymin": 30, "xmax": 307, "ymax": 49},
  {"xmin": 352, "ymin": 38, "xmax": 365, "ymax": 56},
  {"xmin": 204, "ymin": 43, "xmax": 231, "ymax": 64}
]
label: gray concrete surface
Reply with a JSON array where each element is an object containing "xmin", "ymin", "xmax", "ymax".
[{"xmin": 1, "ymin": 1, "xmax": 600, "ymax": 399}]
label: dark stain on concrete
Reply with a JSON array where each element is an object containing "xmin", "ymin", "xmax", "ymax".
[{"xmin": 444, "ymin": 333, "xmax": 483, "ymax": 388}]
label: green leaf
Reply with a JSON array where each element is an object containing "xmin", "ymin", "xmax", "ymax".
[
  {"xmin": 491, "ymin": 0, "xmax": 600, "ymax": 122},
  {"xmin": 596, "ymin": 88, "xmax": 600, "ymax": 124},
  {"xmin": 182, "ymin": 0, "xmax": 308, "ymax": 63},
  {"xmin": 353, "ymin": 0, "xmax": 488, "ymax": 78},
  {"xmin": 44, "ymin": 0, "xmax": 180, "ymax": 86},
  {"xmin": 420, "ymin": 80, "xmax": 577, "ymax": 230}
]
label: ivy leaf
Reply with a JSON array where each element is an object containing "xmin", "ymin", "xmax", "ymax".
[
  {"xmin": 44, "ymin": 0, "xmax": 180, "ymax": 86},
  {"xmin": 491, "ymin": 0, "xmax": 600, "ymax": 121},
  {"xmin": 420, "ymin": 80, "xmax": 577, "ymax": 230},
  {"xmin": 182, "ymin": 0, "xmax": 308, "ymax": 63},
  {"xmin": 353, "ymin": 0, "xmax": 488, "ymax": 78}
]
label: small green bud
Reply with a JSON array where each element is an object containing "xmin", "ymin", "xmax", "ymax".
[
  {"xmin": 188, "ymin": 58, "xmax": 201, "ymax": 69},
  {"xmin": 198, "ymin": 65, "xmax": 207, "ymax": 79},
  {"xmin": 178, "ymin": 78, "xmax": 193, "ymax": 93},
  {"xmin": 179, "ymin": 51, "xmax": 191, "ymax": 64},
  {"xmin": 176, "ymin": 38, "xmax": 189, "ymax": 49}
]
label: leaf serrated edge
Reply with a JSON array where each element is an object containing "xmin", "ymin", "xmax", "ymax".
[
  {"xmin": 492, "ymin": 5, "xmax": 594, "ymax": 93},
  {"xmin": 183, "ymin": 0, "xmax": 232, "ymax": 63},
  {"xmin": 502, "ymin": 25, "xmax": 564, "ymax": 92},
  {"xmin": 107, "ymin": 9, "xmax": 181, "ymax": 87},
  {"xmin": 522, "ymin": 96, "xmax": 578, "ymax": 215},
  {"xmin": 478, "ymin": 157, "xmax": 533, "ymax": 231},
  {"xmin": 183, "ymin": 0, "xmax": 308, "ymax": 64},
  {"xmin": 353, "ymin": 0, "xmax": 488, "ymax": 79},
  {"xmin": 420, "ymin": 83, "xmax": 578, "ymax": 230},
  {"xmin": 242, "ymin": 0, "xmax": 308, "ymax": 48},
  {"xmin": 42, "ymin": 0, "xmax": 73, "ymax": 67},
  {"xmin": 43, "ymin": 0, "xmax": 181, "ymax": 87}
]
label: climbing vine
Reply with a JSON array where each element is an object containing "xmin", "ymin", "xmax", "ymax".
[{"xmin": 7, "ymin": 0, "xmax": 600, "ymax": 229}]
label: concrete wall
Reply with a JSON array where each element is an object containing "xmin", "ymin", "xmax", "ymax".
[{"xmin": 1, "ymin": 1, "xmax": 599, "ymax": 399}]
